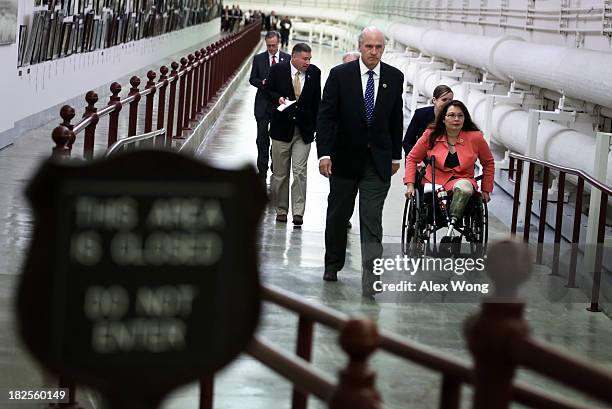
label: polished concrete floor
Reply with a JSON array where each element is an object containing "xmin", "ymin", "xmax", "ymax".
[{"xmin": 0, "ymin": 41, "xmax": 610, "ymax": 409}]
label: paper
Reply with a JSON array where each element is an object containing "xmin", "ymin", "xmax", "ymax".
[{"xmin": 277, "ymin": 99, "xmax": 296, "ymax": 112}]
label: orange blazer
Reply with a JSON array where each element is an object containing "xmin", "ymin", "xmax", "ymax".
[{"xmin": 404, "ymin": 129, "xmax": 495, "ymax": 193}]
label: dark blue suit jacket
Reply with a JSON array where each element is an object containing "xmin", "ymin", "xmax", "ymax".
[
  {"xmin": 402, "ymin": 105, "xmax": 434, "ymax": 156},
  {"xmin": 316, "ymin": 60, "xmax": 404, "ymax": 181},
  {"xmin": 249, "ymin": 50, "xmax": 290, "ymax": 119},
  {"xmin": 265, "ymin": 61, "xmax": 321, "ymax": 144}
]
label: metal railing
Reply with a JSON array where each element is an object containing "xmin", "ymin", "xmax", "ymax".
[
  {"xmin": 51, "ymin": 20, "xmax": 261, "ymax": 160},
  {"xmin": 509, "ymin": 150, "xmax": 610, "ymax": 312}
]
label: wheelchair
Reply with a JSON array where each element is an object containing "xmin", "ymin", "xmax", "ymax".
[{"xmin": 401, "ymin": 156, "xmax": 488, "ymax": 258}]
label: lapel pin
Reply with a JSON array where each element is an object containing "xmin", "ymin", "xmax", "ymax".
[
  {"xmin": 382, "ymin": 83, "xmax": 387, "ymax": 88},
  {"xmin": 459, "ymin": 138, "xmax": 463, "ymax": 143}
]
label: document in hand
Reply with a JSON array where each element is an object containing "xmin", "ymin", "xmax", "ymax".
[{"xmin": 277, "ymin": 99, "xmax": 296, "ymax": 112}]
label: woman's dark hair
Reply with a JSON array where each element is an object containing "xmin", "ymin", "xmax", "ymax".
[
  {"xmin": 432, "ymin": 85, "xmax": 453, "ymax": 101},
  {"xmin": 428, "ymin": 100, "xmax": 480, "ymax": 149}
]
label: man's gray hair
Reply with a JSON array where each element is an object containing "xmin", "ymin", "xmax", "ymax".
[
  {"xmin": 265, "ymin": 31, "xmax": 281, "ymax": 41},
  {"xmin": 357, "ymin": 27, "xmax": 385, "ymax": 46}
]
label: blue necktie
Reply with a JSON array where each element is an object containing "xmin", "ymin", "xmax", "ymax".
[{"xmin": 364, "ymin": 70, "xmax": 375, "ymax": 126}]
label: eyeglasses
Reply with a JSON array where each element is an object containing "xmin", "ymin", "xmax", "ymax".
[{"xmin": 445, "ymin": 114, "xmax": 465, "ymax": 120}]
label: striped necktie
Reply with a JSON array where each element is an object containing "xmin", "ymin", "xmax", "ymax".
[{"xmin": 364, "ymin": 70, "xmax": 375, "ymax": 126}]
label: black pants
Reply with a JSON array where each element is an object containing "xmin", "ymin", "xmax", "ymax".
[
  {"xmin": 324, "ymin": 155, "xmax": 390, "ymax": 293},
  {"xmin": 280, "ymin": 31, "xmax": 289, "ymax": 47},
  {"xmin": 256, "ymin": 115, "xmax": 272, "ymax": 175}
]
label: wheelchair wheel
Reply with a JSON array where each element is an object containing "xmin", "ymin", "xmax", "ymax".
[
  {"xmin": 468, "ymin": 198, "xmax": 488, "ymax": 257},
  {"xmin": 401, "ymin": 190, "xmax": 424, "ymax": 256}
]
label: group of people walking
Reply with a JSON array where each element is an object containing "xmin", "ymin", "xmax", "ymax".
[{"xmin": 249, "ymin": 27, "xmax": 494, "ymax": 299}]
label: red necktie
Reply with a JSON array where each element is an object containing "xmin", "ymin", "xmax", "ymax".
[{"xmin": 271, "ymin": 55, "xmax": 276, "ymax": 65}]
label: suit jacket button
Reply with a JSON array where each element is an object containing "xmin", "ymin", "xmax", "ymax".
[{"xmin": 292, "ymin": 117, "xmax": 296, "ymax": 120}]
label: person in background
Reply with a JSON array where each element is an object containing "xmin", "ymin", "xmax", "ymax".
[
  {"xmin": 341, "ymin": 51, "xmax": 360, "ymax": 63},
  {"xmin": 249, "ymin": 32, "xmax": 291, "ymax": 182},
  {"xmin": 402, "ymin": 84, "xmax": 453, "ymax": 156},
  {"xmin": 279, "ymin": 16, "xmax": 292, "ymax": 48}
]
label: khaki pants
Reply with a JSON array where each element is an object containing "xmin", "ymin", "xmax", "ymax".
[{"xmin": 271, "ymin": 131, "xmax": 311, "ymax": 216}]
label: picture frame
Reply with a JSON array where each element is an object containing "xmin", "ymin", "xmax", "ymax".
[{"xmin": 17, "ymin": 25, "xmax": 27, "ymax": 67}]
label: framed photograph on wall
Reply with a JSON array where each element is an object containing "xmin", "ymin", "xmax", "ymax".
[
  {"xmin": 60, "ymin": 21, "xmax": 72, "ymax": 56},
  {"xmin": 17, "ymin": 24, "xmax": 27, "ymax": 66}
]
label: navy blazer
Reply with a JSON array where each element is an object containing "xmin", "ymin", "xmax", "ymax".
[
  {"xmin": 316, "ymin": 60, "xmax": 404, "ymax": 181},
  {"xmin": 265, "ymin": 61, "xmax": 321, "ymax": 144},
  {"xmin": 249, "ymin": 50, "xmax": 290, "ymax": 119},
  {"xmin": 402, "ymin": 105, "xmax": 434, "ymax": 156}
]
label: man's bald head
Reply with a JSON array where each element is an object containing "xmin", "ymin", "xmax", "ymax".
[{"xmin": 358, "ymin": 27, "xmax": 385, "ymax": 70}]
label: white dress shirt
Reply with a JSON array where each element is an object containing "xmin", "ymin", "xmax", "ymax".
[
  {"xmin": 359, "ymin": 58, "xmax": 380, "ymax": 103},
  {"xmin": 268, "ymin": 52, "xmax": 281, "ymax": 66}
]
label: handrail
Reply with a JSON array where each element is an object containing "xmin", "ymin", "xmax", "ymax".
[
  {"xmin": 105, "ymin": 129, "xmax": 166, "ymax": 157},
  {"xmin": 260, "ymin": 284, "xmax": 598, "ymax": 409},
  {"xmin": 513, "ymin": 338, "xmax": 612, "ymax": 405},
  {"xmin": 51, "ymin": 19, "xmax": 263, "ymax": 159},
  {"xmin": 509, "ymin": 152, "xmax": 612, "ymax": 196},
  {"xmin": 246, "ymin": 336, "xmax": 336, "ymax": 401}
]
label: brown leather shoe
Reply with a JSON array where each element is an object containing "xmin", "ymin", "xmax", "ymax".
[
  {"xmin": 292, "ymin": 215, "xmax": 303, "ymax": 226},
  {"xmin": 276, "ymin": 214, "xmax": 287, "ymax": 222}
]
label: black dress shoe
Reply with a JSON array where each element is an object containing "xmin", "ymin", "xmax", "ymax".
[
  {"xmin": 347, "ymin": 220, "xmax": 352, "ymax": 229},
  {"xmin": 292, "ymin": 215, "xmax": 303, "ymax": 226},
  {"xmin": 323, "ymin": 270, "xmax": 337, "ymax": 282}
]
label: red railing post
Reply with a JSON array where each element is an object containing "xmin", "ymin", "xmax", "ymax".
[
  {"xmin": 128, "ymin": 75, "xmax": 141, "ymax": 137},
  {"xmin": 536, "ymin": 167, "xmax": 550, "ymax": 264},
  {"xmin": 144, "ymin": 70, "xmax": 157, "ymax": 134},
  {"xmin": 184, "ymin": 54, "xmax": 195, "ymax": 129},
  {"xmin": 82, "ymin": 91, "xmax": 99, "ymax": 160},
  {"xmin": 51, "ymin": 105, "xmax": 75, "ymax": 159},
  {"xmin": 465, "ymin": 241, "xmax": 531, "ymax": 409},
  {"xmin": 167, "ymin": 61, "xmax": 179, "ymax": 141},
  {"xmin": 191, "ymin": 51, "xmax": 200, "ymax": 120},
  {"xmin": 204, "ymin": 46, "xmax": 213, "ymax": 104},
  {"xmin": 199, "ymin": 375, "xmax": 214, "ymax": 409},
  {"xmin": 567, "ymin": 177, "xmax": 584, "ymax": 288},
  {"xmin": 588, "ymin": 193, "xmax": 608, "ymax": 312},
  {"xmin": 330, "ymin": 319, "xmax": 381, "ymax": 409},
  {"xmin": 176, "ymin": 57, "xmax": 188, "ymax": 138},
  {"xmin": 197, "ymin": 48, "xmax": 206, "ymax": 113},
  {"xmin": 107, "ymin": 82, "xmax": 122, "ymax": 147},
  {"xmin": 157, "ymin": 65, "xmax": 169, "ymax": 146},
  {"xmin": 291, "ymin": 317, "xmax": 314, "ymax": 409},
  {"xmin": 60, "ymin": 105, "xmax": 77, "ymax": 152},
  {"xmin": 510, "ymin": 159, "xmax": 523, "ymax": 235},
  {"xmin": 523, "ymin": 162, "xmax": 535, "ymax": 243},
  {"xmin": 552, "ymin": 172, "xmax": 566, "ymax": 276}
]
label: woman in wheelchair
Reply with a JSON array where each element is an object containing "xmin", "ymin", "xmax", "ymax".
[{"xmin": 404, "ymin": 100, "xmax": 494, "ymax": 242}]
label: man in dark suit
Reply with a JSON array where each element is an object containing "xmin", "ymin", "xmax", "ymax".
[
  {"xmin": 279, "ymin": 16, "xmax": 292, "ymax": 48},
  {"xmin": 317, "ymin": 27, "xmax": 404, "ymax": 298},
  {"xmin": 402, "ymin": 84, "xmax": 453, "ymax": 155},
  {"xmin": 249, "ymin": 31, "xmax": 290, "ymax": 181},
  {"xmin": 266, "ymin": 43, "xmax": 321, "ymax": 226}
]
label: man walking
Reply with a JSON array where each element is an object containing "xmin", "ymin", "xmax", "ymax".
[
  {"xmin": 249, "ymin": 32, "xmax": 290, "ymax": 182},
  {"xmin": 266, "ymin": 43, "xmax": 321, "ymax": 226},
  {"xmin": 317, "ymin": 27, "xmax": 404, "ymax": 298},
  {"xmin": 279, "ymin": 16, "xmax": 292, "ymax": 48}
]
